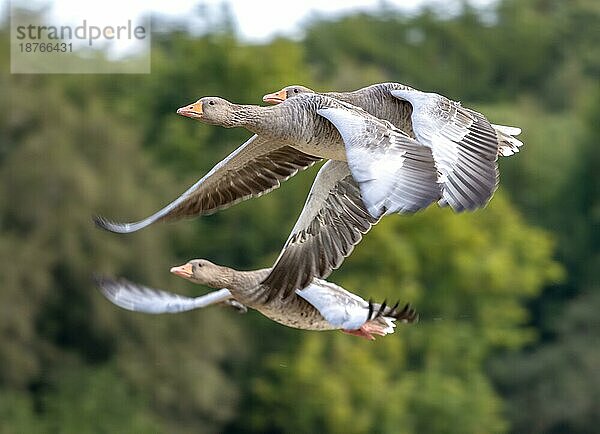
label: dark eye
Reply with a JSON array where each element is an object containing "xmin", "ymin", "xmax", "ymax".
[
  {"xmin": 209, "ymin": 101, "xmax": 215, "ymax": 106},
  {"xmin": 293, "ymin": 88, "xmax": 299, "ymax": 94}
]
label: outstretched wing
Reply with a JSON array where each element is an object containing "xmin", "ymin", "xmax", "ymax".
[
  {"xmin": 260, "ymin": 161, "xmax": 378, "ymax": 301},
  {"xmin": 318, "ymin": 105, "xmax": 441, "ymax": 218},
  {"xmin": 391, "ymin": 89, "xmax": 499, "ymax": 211},
  {"xmin": 95, "ymin": 276, "xmax": 233, "ymax": 314},
  {"xmin": 95, "ymin": 134, "xmax": 321, "ymax": 233}
]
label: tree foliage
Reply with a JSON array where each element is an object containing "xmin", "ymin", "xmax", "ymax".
[
  {"xmin": 0, "ymin": 58, "xmax": 246, "ymax": 433},
  {"xmin": 0, "ymin": 0, "xmax": 596, "ymax": 432}
]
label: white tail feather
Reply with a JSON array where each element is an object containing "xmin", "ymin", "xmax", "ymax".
[
  {"xmin": 491, "ymin": 124, "xmax": 522, "ymax": 136},
  {"xmin": 491, "ymin": 123, "xmax": 524, "ymax": 157}
]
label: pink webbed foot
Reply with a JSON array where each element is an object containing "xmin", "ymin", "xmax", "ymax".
[
  {"xmin": 341, "ymin": 327, "xmax": 375, "ymax": 340},
  {"xmin": 341, "ymin": 320, "xmax": 393, "ymax": 341}
]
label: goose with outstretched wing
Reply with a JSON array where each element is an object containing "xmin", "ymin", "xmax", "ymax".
[
  {"xmin": 264, "ymin": 82, "xmax": 524, "ymax": 211},
  {"xmin": 95, "ymin": 93, "xmax": 440, "ymax": 234},
  {"xmin": 97, "ymin": 258, "xmax": 418, "ymax": 341}
]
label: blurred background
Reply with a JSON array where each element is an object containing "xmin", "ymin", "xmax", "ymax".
[{"xmin": 0, "ymin": 0, "xmax": 598, "ymax": 433}]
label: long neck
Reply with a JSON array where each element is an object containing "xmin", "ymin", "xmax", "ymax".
[
  {"xmin": 228, "ymin": 267, "xmax": 272, "ymax": 292},
  {"xmin": 323, "ymin": 90, "xmax": 349, "ymax": 101},
  {"xmin": 330, "ymin": 84, "xmax": 392, "ymax": 108},
  {"xmin": 223, "ymin": 267, "xmax": 272, "ymax": 307},
  {"xmin": 226, "ymin": 104, "xmax": 272, "ymax": 134},
  {"xmin": 197, "ymin": 266, "xmax": 270, "ymax": 294},
  {"xmin": 206, "ymin": 265, "xmax": 237, "ymax": 289}
]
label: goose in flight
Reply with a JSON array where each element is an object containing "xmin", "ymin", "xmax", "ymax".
[
  {"xmin": 263, "ymin": 83, "xmax": 523, "ymax": 211},
  {"xmin": 96, "ymin": 258, "xmax": 418, "ymax": 340},
  {"xmin": 95, "ymin": 93, "xmax": 440, "ymax": 230}
]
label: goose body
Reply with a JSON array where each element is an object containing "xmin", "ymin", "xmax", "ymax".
[
  {"xmin": 265, "ymin": 83, "xmax": 416, "ymax": 137},
  {"xmin": 264, "ymin": 83, "xmax": 523, "ymax": 157},
  {"xmin": 97, "ymin": 259, "xmax": 417, "ymax": 340},
  {"xmin": 264, "ymin": 83, "xmax": 524, "ymax": 211}
]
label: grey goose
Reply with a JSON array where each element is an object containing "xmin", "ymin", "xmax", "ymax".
[
  {"xmin": 264, "ymin": 83, "xmax": 523, "ymax": 211},
  {"xmin": 96, "ymin": 258, "xmax": 418, "ymax": 340}
]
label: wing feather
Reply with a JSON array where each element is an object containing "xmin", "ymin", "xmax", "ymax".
[
  {"xmin": 391, "ymin": 89, "xmax": 500, "ymax": 211},
  {"xmin": 317, "ymin": 106, "xmax": 441, "ymax": 218},
  {"xmin": 95, "ymin": 276, "xmax": 233, "ymax": 314},
  {"xmin": 259, "ymin": 161, "xmax": 379, "ymax": 301},
  {"xmin": 95, "ymin": 134, "xmax": 321, "ymax": 233}
]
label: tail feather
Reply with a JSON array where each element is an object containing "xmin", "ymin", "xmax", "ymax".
[
  {"xmin": 491, "ymin": 124, "xmax": 524, "ymax": 157},
  {"xmin": 366, "ymin": 299, "xmax": 419, "ymax": 335},
  {"xmin": 370, "ymin": 300, "xmax": 418, "ymax": 323},
  {"xmin": 492, "ymin": 124, "xmax": 521, "ymax": 136}
]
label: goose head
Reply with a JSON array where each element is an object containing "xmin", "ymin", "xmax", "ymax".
[
  {"xmin": 177, "ymin": 97, "xmax": 237, "ymax": 126},
  {"xmin": 262, "ymin": 85, "xmax": 315, "ymax": 104},
  {"xmin": 170, "ymin": 259, "xmax": 232, "ymax": 288}
]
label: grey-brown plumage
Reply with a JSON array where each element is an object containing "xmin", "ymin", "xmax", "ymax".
[
  {"xmin": 390, "ymin": 87, "xmax": 500, "ymax": 211},
  {"xmin": 321, "ymin": 83, "xmax": 417, "ymax": 137},
  {"xmin": 96, "ymin": 259, "xmax": 418, "ymax": 338},
  {"xmin": 94, "ymin": 135, "xmax": 321, "ymax": 233},
  {"xmin": 95, "ymin": 93, "xmax": 440, "ymax": 233},
  {"xmin": 261, "ymin": 160, "xmax": 379, "ymax": 300},
  {"xmin": 264, "ymin": 83, "xmax": 524, "ymax": 211}
]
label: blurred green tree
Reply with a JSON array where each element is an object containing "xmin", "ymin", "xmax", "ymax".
[
  {"xmin": 1, "ymin": 0, "xmax": 595, "ymax": 432},
  {"xmin": 487, "ymin": 82, "xmax": 599, "ymax": 434},
  {"xmin": 0, "ymin": 66, "xmax": 246, "ymax": 433},
  {"xmin": 490, "ymin": 289, "xmax": 599, "ymax": 434}
]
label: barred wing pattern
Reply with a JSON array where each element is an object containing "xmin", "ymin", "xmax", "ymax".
[
  {"xmin": 261, "ymin": 161, "xmax": 378, "ymax": 301},
  {"xmin": 391, "ymin": 89, "xmax": 499, "ymax": 211},
  {"xmin": 318, "ymin": 106, "xmax": 441, "ymax": 218},
  {"xmin": 95, "ymin": 134, "xmax": 321, "ymax": 233}
]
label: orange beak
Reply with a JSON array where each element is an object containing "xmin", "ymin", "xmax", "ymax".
[
  {"xmin": 262, "ymin": 89, "xmax": 287, "ymax": 104},
  {"xmin": 177, "ymin": 101, "xmax": 203, "ymax": 119},
  {"xmin": 170, "ymin": 263, "xmax": 193, "ymax": 278}
]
